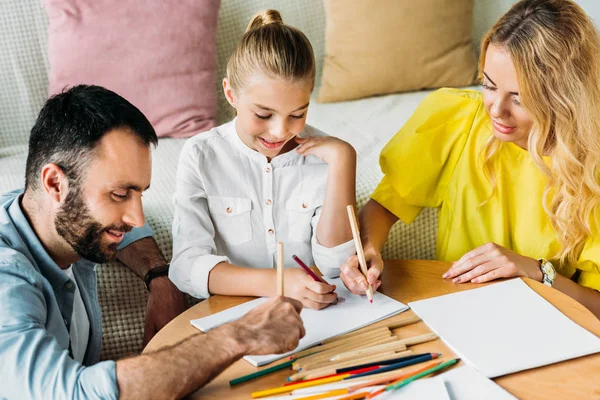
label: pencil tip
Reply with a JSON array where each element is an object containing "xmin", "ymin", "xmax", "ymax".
[{"xmin": 370, "ymin": 299, "xmax": 373, "ymax": 303}]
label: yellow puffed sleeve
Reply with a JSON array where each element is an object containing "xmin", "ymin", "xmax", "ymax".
[
  {"xmin": 577, "ymin": 236, "xmax": 600, "ymax": 291},
  {"xmin": 372, "ymin": 88, "xmax": 484, "ymax": 224}
]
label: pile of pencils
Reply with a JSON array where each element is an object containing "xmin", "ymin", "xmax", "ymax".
[{"xmin": 230, "ymin": 313, "xmax": 460, "ymax": 399}]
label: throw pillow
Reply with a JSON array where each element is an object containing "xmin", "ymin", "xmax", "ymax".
[
  {"xmin": 46, "ymin": 0, "xmax": 220, "ymax": 138},
  {"xmin": 318, "ymin": 0, "xmax": 477, "ymax": 103}
]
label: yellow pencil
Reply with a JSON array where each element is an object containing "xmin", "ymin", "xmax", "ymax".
[
  {"xmin": 295, "ymin": 389, "xmax": 350, "ymax": 400},
  {"xmin": 251, "ymin": 374, "xmax": 350, "ymax": 398},
  {"xmin": 277, "ymin": 242, "xmax": 284, "ymax": 296},
  {"xmin": 346, "ymin": 205, "xmax": 374, "ymax": 303}
]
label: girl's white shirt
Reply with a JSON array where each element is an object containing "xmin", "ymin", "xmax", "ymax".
[{"xmin": 170, "ymin": 119, "xmax": 355, "ymax": 299}]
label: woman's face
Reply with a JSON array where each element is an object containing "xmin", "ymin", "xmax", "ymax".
[{"xmin": 482, "ymin": 44, "xmax": 533, "ymax": 150}]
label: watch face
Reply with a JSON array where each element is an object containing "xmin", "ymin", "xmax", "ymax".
[{"xmin": 541, "ymin": 261, "xmax": 556, "ymax": 280}]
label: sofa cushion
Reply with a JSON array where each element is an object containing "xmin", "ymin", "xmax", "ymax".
[
  {"xmin": 317, "ymin": 0, "xmax": 478, "ymax": 103},
  {"xmin": 45, "ymin": 0, "xmax": 220, "ymax": 138}
]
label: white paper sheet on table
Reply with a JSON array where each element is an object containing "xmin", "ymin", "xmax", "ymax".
[
  {"xmin": 190, "ymin": 278, "xmax": 408, "ymax": 366},
  {"xmin": 374, "ymin": 378, "xmax": 450, "ymax": 400},
  {"xmin": 409, "ymin": 278, "xmax": 600, "ymax": 378},
  {"xmin": 440, "ymin": 365, "xmax": 517, "ymax": 400}
]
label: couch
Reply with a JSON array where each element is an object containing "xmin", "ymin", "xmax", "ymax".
[{"xmin": 3, "ymin": 0, "xmax": 597, "ymax": 361}]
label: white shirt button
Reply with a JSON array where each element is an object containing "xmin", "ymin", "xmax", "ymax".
[
  {"xmin": 268, "ymin": 229, "xmax": 275, "ymax": 235},
  {"xmin": 265, "ymin": 167, "xmax": 271, "ymax": 173},
  {"xmin": 266, "ymin": 199, "xmax": 272, "ymax": 205}
]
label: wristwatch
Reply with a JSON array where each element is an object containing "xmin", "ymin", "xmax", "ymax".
[
  {"xmin": 538, "ymin": 258, "xmax": 556, "ymax": 287},
  {"xmin": 144, "ymin": 264, "xmax": 170, "ymax": 291}
]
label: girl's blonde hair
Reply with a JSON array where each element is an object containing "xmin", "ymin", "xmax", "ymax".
[
  {"xmin": 226, "ymin": 9, "xmax": 316, "ymax": 93},
  {"xmin": 479, "ymin": 0, "xmax": 600, "ymax": 266}
]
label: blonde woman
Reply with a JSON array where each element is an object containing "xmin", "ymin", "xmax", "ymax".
[
  {"xmin": 341, "ymin": 0, "xmax": 600, "ymax": 319},
  {"xmin": 170, "ymin": 10, "xmax": 357, "ymax": 309}
]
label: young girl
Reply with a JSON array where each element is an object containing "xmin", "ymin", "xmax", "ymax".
[
  {"xmin": 341, "ymin": 0, "xmax": 600, "ymax": 319},
  {"xmin": 170, "ymin": 10, "xmax": 357, "ymax": 309}
]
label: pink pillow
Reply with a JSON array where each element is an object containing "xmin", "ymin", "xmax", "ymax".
[{"xmin": 45, "ymin": 0, "xmax": 219, "ymax": 138}]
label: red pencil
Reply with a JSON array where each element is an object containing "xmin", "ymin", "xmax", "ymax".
[
  {"xmin": 292, "ymin": 255, "xmax": 329, "ymax": 284},
  {"xmin": 284, "ymin": 366, "xmax": 380, "ymax": 386}
]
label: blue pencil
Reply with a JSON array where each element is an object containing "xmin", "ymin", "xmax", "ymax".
[
  {"xmin": 345, "ymin": 353, "xmax": 441, "ymax": 380},
  {"xmin": 336, "ymin": 353, "xmax": 435, "ymax": 374}
]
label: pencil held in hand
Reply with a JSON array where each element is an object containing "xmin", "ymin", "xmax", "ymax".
[
  {"xmin": 346, "ymin": 205, "xmax": 374, "ymax": 303},
  {"xmin": 292, "ymin": 255, "xmax": 328, "ymax": 284}
]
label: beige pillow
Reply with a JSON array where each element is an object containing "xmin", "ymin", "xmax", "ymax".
[{"xmin": 318, "ymin": 0, "xmax": 478, "ymax": 103}]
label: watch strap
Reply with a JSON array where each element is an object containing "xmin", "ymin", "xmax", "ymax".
[{"xmin": 144, "ymin": 264, "xmax": 170, "ymax": 291}]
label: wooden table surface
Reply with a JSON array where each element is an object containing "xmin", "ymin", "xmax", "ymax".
[{"xmin": 144, "ymin": 260, "xmax": 600, "ymax": 399}]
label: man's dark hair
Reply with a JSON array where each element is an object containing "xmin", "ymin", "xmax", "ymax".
[{"xmin": 25, "ymin": 85, "xmax": 158, "ymax": 191}]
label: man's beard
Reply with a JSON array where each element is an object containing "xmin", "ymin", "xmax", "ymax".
[{"xmin": 55, "ymin": 187, "xmax": 131, "ymax": 263}]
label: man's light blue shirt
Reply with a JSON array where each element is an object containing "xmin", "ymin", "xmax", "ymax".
[{"xmin": 0, "ymin": 189, "xmax": 152, "ymax": 399}]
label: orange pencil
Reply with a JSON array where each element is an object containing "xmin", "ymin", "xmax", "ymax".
[{"xmin": 348, "ymin": 361, "xmax": 442, "ymax": 393}]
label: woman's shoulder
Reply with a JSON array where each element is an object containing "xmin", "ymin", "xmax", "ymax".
[{"xmin": 418, "ymin": 88, "xmax": 485, "ymax": 118}]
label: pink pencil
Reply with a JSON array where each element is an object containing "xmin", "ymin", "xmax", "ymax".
[{"xmin": 292, "ymin": 255, "xmax": 329, "ymax": 284}]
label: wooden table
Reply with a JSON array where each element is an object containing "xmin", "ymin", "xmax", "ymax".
[{"xmin": 144, "ymin": 260, "xmax": 600, "ymax": 399}]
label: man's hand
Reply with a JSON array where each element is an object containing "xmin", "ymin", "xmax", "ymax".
[
  {"xmin": 232, "ymin": 296, "xmax": 305, "ymax": 355},
  {"xmin": 340, "ymin": 249, "xmax": 383, "ymax": 295},
  {"xmin": 144, "ymin": 276, "xmax": 188, "ymax": 345}
]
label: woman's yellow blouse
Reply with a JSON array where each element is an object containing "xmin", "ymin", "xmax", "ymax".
[{"xmin": 372, "ymin": 88, "xmax": 600, "ymax": 291}]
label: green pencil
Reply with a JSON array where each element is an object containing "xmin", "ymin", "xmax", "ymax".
[
  {"xmin": 385, "ymin": 358, "xmax": 460, "ymax": 391},
  {"xmin": 229, "ymin": 359, "xmax": 296, "ymax": 386}
]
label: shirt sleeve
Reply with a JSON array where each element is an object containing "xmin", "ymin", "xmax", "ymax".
[
  {"xmin": 170, "ymin": 140, "xmax": 229, "ymax": 299},
  {"xmin": 310, "ymin": 206, "xmax": 356, "ymax": 278},
  {"xmin": 576, "ymin": 235, "xmax": 600, "ymax": 291},
  {"xmin": 116, "ymin": 223, "xmax": 154, "ymax": 250},
  {"xmin": 371, "ymin": 88, "xmax": 480, "ymax": 224},
  {"xmin": 0, "ymin": 262, "xmax": 118, "ymax": 400}
]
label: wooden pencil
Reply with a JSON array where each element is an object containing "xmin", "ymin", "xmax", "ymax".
[
  {"xmin": 299, "ymin": 336, "xmax": 398, "ymax": 371},
  {"xmin": 322, "ymin": 315, "xmax": 421, "ymax": 344},
  {"xmin": 295, "ymin": 334, "xmax": 396, "ymax": 371},
  {"xmin": 291, "ymin": 327, "xmax": 391, "ymax": 360},
  {"xmin": 346, "ymin": 205, "xmax": 374, "ymax": 303},
  {"xmin": 301, "ymin": 350, "xmax": 414, "ymax": 380},
  {"xmin": 277, "ymin": 242, "xmax": 284, "ymax": 296},
  {"xmin": 330, "ymin": 334, "xmax": 436, "ymax": 362}
]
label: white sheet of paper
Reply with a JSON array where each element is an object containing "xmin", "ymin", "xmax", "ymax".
[
  {"xmin": 409, "ymin": 279, "xmax": 600, "ymax": 378},
  {"xmin": 440, "ymin": 365, "xmax": 517, "ymax": 400},
  {"xmin": 190, "ymin": 278, "xmax": 408, "ymax": 366},
  {"xmin": 376, "ymin": 378, "xmax": 450, "ymax": 400}
]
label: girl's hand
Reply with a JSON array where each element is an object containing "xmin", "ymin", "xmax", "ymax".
[
  {"xmin": 295, "ymin": 136, "xmax": 356, "ymax": 165},
  {"xmin": 443, "ymin": 242, "xmax": 543, "ymax": 284},
  {"xmin": 340, "ymin": 252, "xmax": 383, "ymax": 295},
  {"xmin": 284, "ymin": 268, "xmax": 339, "ymax": 310}
]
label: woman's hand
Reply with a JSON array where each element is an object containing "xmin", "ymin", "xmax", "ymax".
[
  {"xmin": 443, "ymin": 242, "xmax": 543, "ymax": 283},
  {"xmin": 295, "ymin": 136, "xmax": 356, "ymax": 165},
  {"xmin": 340, "ymin": 250, "xmax": 383, "ymax": 295},
  {"xmin": 284, "ymin": 268, "xmax": 338, "ymax": 310}
]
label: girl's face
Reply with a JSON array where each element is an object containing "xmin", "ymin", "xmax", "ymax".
[
  {"xmin": 223, "ymin": 73, "xmax": 312, "ymax": 160},
  {"xmin": 482, "ymin": 44, "xmax": 533, "ymax": 150}
]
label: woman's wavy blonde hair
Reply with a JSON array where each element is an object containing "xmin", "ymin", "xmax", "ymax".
[
  {"xmin": 226, "ymin": 9, "xmax": 316, "ymax": 93},
  {"xmin": 479, "ymin": 0, "xmax": 600, "ymax": 266}
]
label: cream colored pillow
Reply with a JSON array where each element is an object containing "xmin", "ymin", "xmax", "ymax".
[{"xmin": 318, "ymin": 0, "xmax": 478, "ymax": 103}]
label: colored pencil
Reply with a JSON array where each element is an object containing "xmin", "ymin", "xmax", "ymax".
[
  {"xmin": 336, "ymin": 392, "xmax": 372, "ymax": 400},
  {"xmin": 292, "ymin": 254, "xmax": 328, "ymax": 283},
  {"xmin": 277, "ymin": 242, "xmax": 284, "ymax": 296},
  {"xmin": 321, "ymin": 314, "xmax": 421, "ymax": 345},
  {"xmin": 347, "ymin": 361, "xmax": 442, "ymax": 393},
  {"xmin": 251, "ymin": 374, "xmax": 350, "ymax": 398},
  {"xmin": 386, "ymin": 358, "xmax": 459, "ymax": 391},
  {"xmin": 229, "ymin": 358, "xmax": 296, "ymax": 386},
  {"xmin": 346, "ymin": 204, "xmax": 374, "ymax": 303},
  {"xmin": 286, "ymin": 366, "xmax": 379, "ymax": 387},
  {"xmin": 346, "ymin": 353, "xmax": 441, "ymax": 380},
  {"xmin": 292, "ymin": 351, "xmax": 412, "ymax": 382},
  {"xmin": 337, "ymin": 353, "xmax": 436, "ymax": 373},
  {"xmin": 295, "ymin": 389, "xmax": 350, "ymax": 400}
]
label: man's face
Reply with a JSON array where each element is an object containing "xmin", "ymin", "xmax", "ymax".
[{"xmin": 55, "ymin": 128, "xmax": 152, "ymax": 263}]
